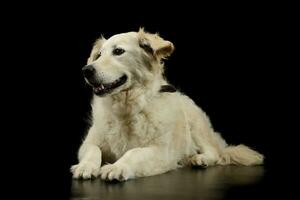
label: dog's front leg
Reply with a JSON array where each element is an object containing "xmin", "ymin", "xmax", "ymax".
[
  {"xmin": 71, "ymin": 142, "xmax": 102, "ymax": 179},
  {"xmin": 100, "ymin": 146, "xmax": 170, "ymax": 181},
  {"xmin": 71, "ymin": 126, "xmax": 102, "ymax": 179}
]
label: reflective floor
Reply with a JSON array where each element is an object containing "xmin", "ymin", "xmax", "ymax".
[{"xmin": 71, "ymin": 166, "xmax": 265, "ymax": 200}]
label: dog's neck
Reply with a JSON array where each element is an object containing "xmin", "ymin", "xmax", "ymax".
[{"xmin": 102, "ymin": 75, "xmax": 166, "ymax": 117}]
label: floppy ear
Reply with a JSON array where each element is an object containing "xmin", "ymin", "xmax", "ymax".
[
  {"xmin": 87, "ymin": 36, "xmax": 106, "ymax": 64},
  {"xmin": 138, "ymin": 28, "xmax": 174, "ymax": 59}
]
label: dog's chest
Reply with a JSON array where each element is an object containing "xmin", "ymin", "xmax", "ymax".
[{"xmin": 104, "ymin": 111, "xmax": 155, "ymax": 158}]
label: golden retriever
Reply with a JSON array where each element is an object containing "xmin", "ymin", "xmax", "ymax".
[{"xmin": 71, "ymin": 28, "xmax": 263, "ymax": 181}]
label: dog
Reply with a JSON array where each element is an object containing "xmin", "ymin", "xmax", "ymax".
[{"xmin": 71, "ymin": 28, "xmax": 264, "ymax": 181}]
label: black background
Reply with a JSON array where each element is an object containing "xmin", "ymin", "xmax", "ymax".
[{"xmin": 1, "ymin": 2, "xmax": 296, "ymax": 199}]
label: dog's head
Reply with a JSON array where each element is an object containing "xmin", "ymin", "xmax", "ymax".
[{"xmin": 82, "ymin": 28, "xmax": 174, "ymax": 97}]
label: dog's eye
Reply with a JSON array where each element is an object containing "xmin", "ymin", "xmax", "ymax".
[
  {"xmin": 113, "ymin": 48, "xmax": 125, "ymax": 56},
  {"xmin": 94, "ymin": 52, "xmax": 101, "ymax": 60}
]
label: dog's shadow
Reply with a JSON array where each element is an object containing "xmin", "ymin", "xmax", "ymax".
[{"xmin": 71, "ymin": 166, "xmax": 264, "ymax": 200}]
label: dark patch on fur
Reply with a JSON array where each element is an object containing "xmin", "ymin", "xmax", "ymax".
[
  {"xmin": 139, "ymin": 41, "xmax": 154, "ymax": 55},
  {"xmin": 159, "ymin": 85, "xmax": 177, "ymax": 93}
]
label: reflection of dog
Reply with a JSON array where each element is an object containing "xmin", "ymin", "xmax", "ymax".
[
  {"xmin": 71, "ymin": 28, "xmax": 264, "ymax": 181},
  {"xmin": 71, "ymin": 166, "xmax": 264, "ymax": 198}
]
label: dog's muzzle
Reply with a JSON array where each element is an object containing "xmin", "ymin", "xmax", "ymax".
[
  {"xmin": 82, "ymin": 65, "xmax": 96, "ymax": 79},
  {"xmin": 82, "ymin": 65, "xmax": 128, "ymax": 96}
]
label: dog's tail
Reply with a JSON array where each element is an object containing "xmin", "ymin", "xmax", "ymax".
[{"xmin": 217, "ymin": 144, "xmax": 264, "ymax": 166}]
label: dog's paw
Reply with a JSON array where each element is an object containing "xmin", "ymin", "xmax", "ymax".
[
  {"xmin": 100, "ymin": 163, "xmax": 134, "ymax": 181},
  {"xmin": 71, "ymin": 162, "xmax": 101, "ymax": 179},
  {"xmin": 190, "ymin": 154, "xmax": 217, "ymax": 168}
]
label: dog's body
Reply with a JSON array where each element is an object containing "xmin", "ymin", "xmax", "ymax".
[{"xmin": 71, "ymin": 29, "xmax": 264, "ymax": 181}]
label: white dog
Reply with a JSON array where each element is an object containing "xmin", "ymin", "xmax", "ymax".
[{"xmin": 71, "ymin": 29, "xmax": 264, "ymax": 181}]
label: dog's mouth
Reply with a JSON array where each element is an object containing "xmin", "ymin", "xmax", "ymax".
[{"xmin": 92, "ymin": 75, "xmax": 128, "ymax": 96}]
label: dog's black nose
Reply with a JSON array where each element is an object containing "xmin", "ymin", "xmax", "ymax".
[{"xmin": 82, "ymin": 65, "xmax": 95, "ymax": 78}]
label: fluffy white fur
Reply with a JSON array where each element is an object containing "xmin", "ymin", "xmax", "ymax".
[{"xmin": 71, "ymin": 29, "xmax": 264, "ymax": 181}]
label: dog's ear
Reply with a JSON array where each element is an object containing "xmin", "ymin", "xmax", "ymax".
[
  {"xmin": 138, "ymin": 28, "xmax": 174, "ymax": 59},
  {"xmin": 87, "ymin": 36, "xmax": 106, "ymax": 64}
]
